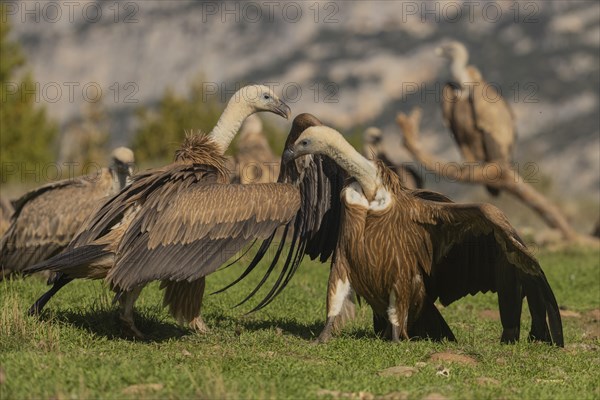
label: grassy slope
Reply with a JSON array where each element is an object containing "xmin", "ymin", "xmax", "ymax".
[{"xmin": 0, "ymin": 247, "xmax": 598, "ymax": 400}]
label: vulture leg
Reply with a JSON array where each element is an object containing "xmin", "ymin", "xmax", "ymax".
[
  {"xmin": 118, "ymin": 286, "xmax": 145, "ymax": 339},
  {"xmin": 188, "ymin": 278, "xmax": 208, "ymax": 334},
  {"xmin": 161, "ymin": 278, "xmax": 209, "ymax": 333},
  {"xmin": 316, "ymin": 259, "xmax": 351, "ymax": 343},
  {"xmin": 388, "ymin": 290, "xmax": 409, "ymax": 342},
  {"xmin": 496, "ymin": 265, "xmax": 523, "ymax": 344},
  {"xmin": 373, "ymin": 311, "xmax": 392, "ymax": 340}
]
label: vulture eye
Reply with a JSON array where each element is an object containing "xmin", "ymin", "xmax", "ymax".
[{"xmin": 300, "ymin": 139, "xmax": 309, "ymax": 146}]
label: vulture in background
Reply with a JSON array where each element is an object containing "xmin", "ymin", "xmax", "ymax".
[
  {"xmin": 363, "ymin": 127, "xmax": 423, "ymax": 189},
  {"xmin": 0, "ymin": 147, "xmax": 135, "ymax": 280},
  {"xmin": 233, "ymin": 122, "xmax": 563, "ymax": 347},
  {"xmin": 0, "ymin": 197, "xmax": 13, "ymax": 237},
  {"xmin": 24, "ymin": 85, "xmax": 294, "ymax": 338},
  {"xmin": 436, "ymin": 41, "xmax": 516, "ymax": 196},
  {"xmin": 232, "ymin": 114, "xmax": 280, "ymax": 184}
]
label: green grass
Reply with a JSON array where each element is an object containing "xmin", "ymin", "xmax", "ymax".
[{"xmin": 1, "ymin": 247, "xmax": 599, "ymax": 400}]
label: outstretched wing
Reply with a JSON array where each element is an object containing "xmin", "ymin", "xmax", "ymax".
[
  {"xmin": 417, "ymin": 200, "xmax": 563, "ymax": 346},
  {"xmin": 106, "ymin": 183, "xmax": 300, "ymax": 290},
  {"xmin": 216, "ymin": 114, "xmax": 347, "ymax": 311}
]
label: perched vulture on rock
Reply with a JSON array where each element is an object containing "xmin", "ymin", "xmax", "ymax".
[
  {"xmin": 436, "ymin": 41, "xmax": 516, "ymax": 196},
  {"xmin": 363, "ymin": 127, "xmax": 423, "ymax": 189},
  {"xmin": 232, "ymin": 121, "xmax": 563, "ymax": 347},
  {"xmin": 24, "ymin": 85, "xmax": 292, "ymax": 338},
  {"xmin": 0, "ymin": 147, "xmax": 134, "ymax": 280}
]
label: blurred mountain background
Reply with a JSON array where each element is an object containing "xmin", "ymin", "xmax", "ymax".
[{"xmin": 2, "ymin": 0, "xmax": 599, "ymax": 232}]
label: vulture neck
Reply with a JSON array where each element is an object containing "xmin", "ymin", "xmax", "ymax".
[
  {"xmin": 208, "ymin": 99, "xmax": 254, "ymax": 154},
  {"xmin": 327, "ymin": 137, "xmax": 379, "ymax": 200},
  {"xmin": 109, "ymin": 167, "xmax": 130, "ymax": 193},
  {"xmin": 363, "ymin": 142, "xmax": 378, "ymax": 160},
  {"xmin": 450, "ymin": 56, "xmax": 471, "ymax": 88}
]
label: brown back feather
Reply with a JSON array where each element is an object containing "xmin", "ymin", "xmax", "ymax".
[{"xmin": 175, "ymin": 133, "xmax": 229, "ymax": 178}]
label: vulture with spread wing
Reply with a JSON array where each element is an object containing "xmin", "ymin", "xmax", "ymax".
[
  {"xmin": 0, "ymin": 147, "xmax": 134, "ymax": 280},
  {"xmin": 235, "ymin": 123, "xmax": 563, "ymax": 346},
  {"xmin": 363, "ymin": 127, "xmax": 423, "ymax": 190},
  {"xmin": 24, "ymin": 85, "xmax": 293, "ymax": 338},
  {"xmin": 436, "ymin": 41, "xmax": 516, "ymax": 196}
]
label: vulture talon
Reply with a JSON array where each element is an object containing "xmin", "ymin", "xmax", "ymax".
[{"xmin": 189, "ymin": 316, "xmax": 209, "ymax": 334}]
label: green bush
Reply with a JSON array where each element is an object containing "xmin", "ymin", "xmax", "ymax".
[{"xmin": 0, "ymin": 10, "xmax": 58, "ymax": 184}]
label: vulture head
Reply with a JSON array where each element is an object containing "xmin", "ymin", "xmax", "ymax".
[
  {"xmin": 235, "ymin": 84, "xmax": 291, "ymax": 119},
  {"xmin": 284, "ymin": 125, "xmax": 349, "ymax": 163},
  {"xmin": 285, "ymin": 113, "xmax": 323, "ymax": 148},
  {"xmin": 363, "ymin": 127, "xmax": 383, "ymax": 145},
  {"xmin": 435, "ymin": 40, "xmax": 468, "ymax": 63},
  {"xmin": 110, "ymin": 147, "xmax": 135, "ymax": 177},
  {"xmin": 284, "ymin": 125, "xmax": 379, "ymax": 199}
]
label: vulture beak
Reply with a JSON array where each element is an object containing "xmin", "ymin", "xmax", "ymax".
[
  {"xmin": 273, "ymin": 100, "xmax": 292, "ymax": 119},
  {"xmin": 282, "ymin": 148, "xmax": 295, "ymax": 164}
]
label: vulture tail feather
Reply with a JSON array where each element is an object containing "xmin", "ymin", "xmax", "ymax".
[{"xmin": 22, "ymin": 244, "xmax": 108, "ymax": 275}]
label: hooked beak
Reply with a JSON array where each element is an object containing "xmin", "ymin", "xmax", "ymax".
[
  {"xmin": 273, "ymin": 100, "xmax": 292, "ymax": 119},
  {"xmin": 282, "ymin": 148, "xmax": 295, "ymax": 164}
]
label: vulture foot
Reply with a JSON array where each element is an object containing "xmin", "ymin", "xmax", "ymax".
[
  {"xmin": 189, "ymin": 316, "xmax": 209, "ymax": 334},
  {"xmin": 119, "ymin": 316, "xmax": 145, "ymax": 340},
  {"xmin": 315, "ymin": 317, "xmax": 336, "ymax": 344}
]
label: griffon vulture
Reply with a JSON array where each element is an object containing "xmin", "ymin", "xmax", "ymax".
[
  {"xmin": 363, "ymin": 127, "xmax": 423, "ymax": 189},
  {"xmin": 232, "ymin": 114, "xmax": 280, "ymax": 184},
  {"xmin": 0, "ymin": 147, "xmax": 134, "ymax": 280},
  {"xmin": 0, "ymin": 196, "xmax": 13, "ymax": 237},
  {"xmin": 24, "ymin": 85, "xmax": 293, "ymax": 338},
  {"xmin": 235, "ymin": 123, "xmax": 563, "ymax": 346},
  {"xmin": 436, "ymin": 41, "xmax": 516, "ymax": 196}
]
